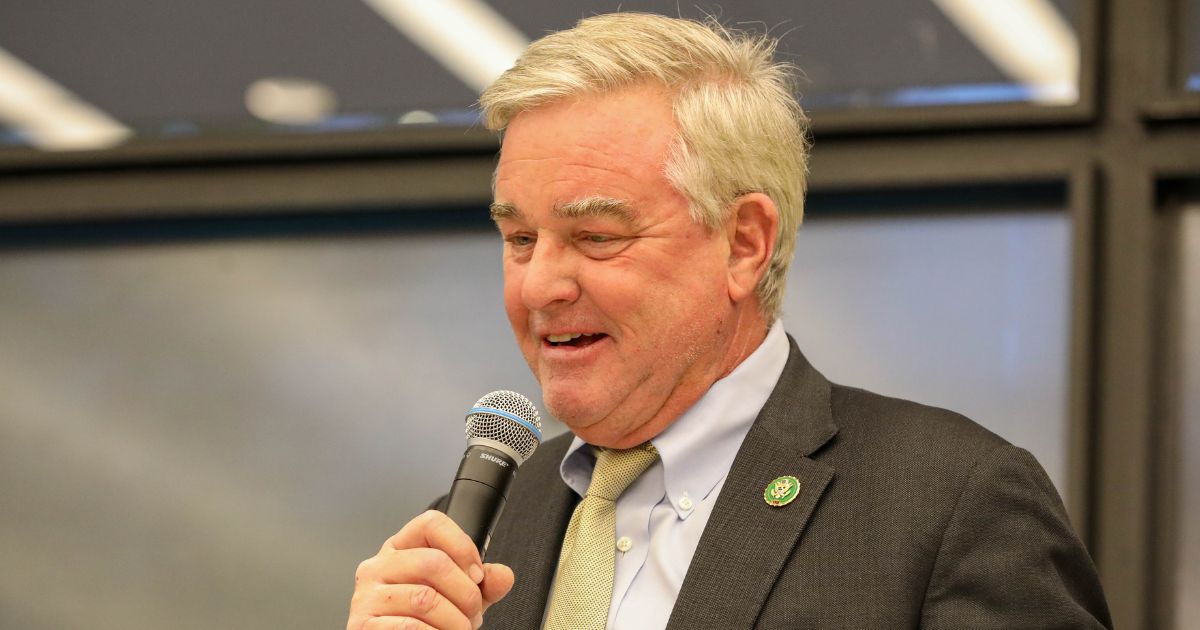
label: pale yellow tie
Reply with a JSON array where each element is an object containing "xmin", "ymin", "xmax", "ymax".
[{"xmin": 544, "ymin": 443, "xmax": 659, "ymax": 630}]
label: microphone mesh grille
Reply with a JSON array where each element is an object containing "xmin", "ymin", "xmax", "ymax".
[{"xmin": 465, "ymin": 390, "xmax": 542, "ymax": 463}]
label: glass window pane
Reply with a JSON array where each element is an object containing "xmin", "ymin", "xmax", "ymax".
[
  {"xmin": 1170, "ymin": 203, "xmax": 1200, "ymax": 629},
  {"xmin": 493, "ymin": 0, "xmax": 1083, "ymax": 110},
  {"xmin": 0, "ymin": 0, "xmax": 1084, "ymax": 153},
  {"xmin": 782, "ymin": 208, "xmax": 1073, "ymax": 494},
  {"xmin": 0, "ymin": 227, "xmax": 554, "ymax": 629},
  {"xmin": 1186, "ymin": 0, "xmax": 1200, "ymax": 91}
]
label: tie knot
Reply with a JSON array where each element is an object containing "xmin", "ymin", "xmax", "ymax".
[{"xmin": 586, "ymin": 442, "xmax": 658, "ymax": 501}]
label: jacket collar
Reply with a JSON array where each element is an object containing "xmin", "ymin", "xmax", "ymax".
[{"xmin": 665, "ymin": 335, "xmax": 838, "ymax": 629}]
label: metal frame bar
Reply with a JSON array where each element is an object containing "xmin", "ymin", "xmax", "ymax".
[
  {"xmin": 0, "ymin": 154, "xmax": 496, "ymax": 224},
  {"xmin": 1067, "ymin": 165, "xmax": 1101, "ymax": 545},
  {"xmin": 0, "ymin": 126, "xmax": 499, "ymax": 173},
  {"xmin": 1088, "ymin": 0, "xmax": 1149, "ymax": 622}
]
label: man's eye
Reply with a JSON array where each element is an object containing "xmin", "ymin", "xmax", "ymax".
[
  {"xmin": 584, "ymin": 234, "xmax": 615, "ymax": 244},
  {"xmin": 506, "ymin": 234, "xmax": 535, "ymax": 247}
]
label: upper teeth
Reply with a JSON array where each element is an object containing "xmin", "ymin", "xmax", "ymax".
[{"xmin": 547, "ymin": 332, "xmax": 594, "ymax": 343}]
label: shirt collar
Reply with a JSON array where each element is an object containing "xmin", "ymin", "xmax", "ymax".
[{"xmin": 558, "ymin": 320, "xmax": 790, "ymax": 518}]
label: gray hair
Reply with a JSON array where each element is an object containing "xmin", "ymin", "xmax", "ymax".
[{"xmin": 479, "ymin": 12, "xmax": 810, "ymax": 322}]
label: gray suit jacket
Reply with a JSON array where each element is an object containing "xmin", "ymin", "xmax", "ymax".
[{"xmin": 478, "ymin": 337, "xmax": 1112, "ymax": 628}]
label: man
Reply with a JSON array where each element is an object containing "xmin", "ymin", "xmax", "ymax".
[{"xmin": 348, "ymin": 13, "xmax": 1111, "ymax": 630}]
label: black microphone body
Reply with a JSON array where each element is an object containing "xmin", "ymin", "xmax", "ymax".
[
  {"xmin": 438, "ymin": 390, "xmax": 542, "ymax": 555},
  {"xmin": 443, "ymin": 444, "xmax": 518, "ymax": 553}
]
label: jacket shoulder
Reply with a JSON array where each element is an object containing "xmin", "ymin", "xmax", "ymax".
[{"xmin": 827, "ymin": 382, "xmax": 1009, "ymax": 463}]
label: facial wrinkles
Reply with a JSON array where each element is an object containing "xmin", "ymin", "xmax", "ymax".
[
  {"xmin": 495, "ymin": 86, "xmax": 744, "ymax": 446},
  {"xmin": 523, "ymin": 237, "xmax": 696, "ymax": 345},
  {"xmin": 553, "ymin": 165, "xmax": 647, "ymax": 207},
  {"xmin": 501, "ymin": 128, "xmax": 664, "ymax": 191},
  {"xmin": 573, "ymin": 290, "xmax": 730, "ymax": 443}
]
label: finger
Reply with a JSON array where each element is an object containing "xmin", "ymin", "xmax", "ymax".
[
  {"xmin": 385, "ymin": 511, "xmax": 484, "ymax": 583},
  {"xmin": 370, "ymin": 547, "xmax": 484, "ymax": 619},
  {"xmin": 362, "ymin": 584, "xmax": 473, "ymax": 630},
  {"xmin": 361, "ymin": 617, "xmax": 436, "ymax": 630},
  {"xmin": 480, "ymin": 563, "xmax": 515, "ymax": 610}
]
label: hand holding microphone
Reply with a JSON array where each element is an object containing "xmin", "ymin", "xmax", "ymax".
[{"xmin": 347, "ymin": 391, "xmax": 542, "ymax": 630}]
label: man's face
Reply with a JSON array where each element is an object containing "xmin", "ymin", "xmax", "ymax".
[{"xmin": 492, "ymin": 85, "xmax": 740, "ymax": 448}]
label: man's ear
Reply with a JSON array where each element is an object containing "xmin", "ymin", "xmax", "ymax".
[{"xmin": 725, "ymin": 193, "xmax": 778, "ymax": 303}]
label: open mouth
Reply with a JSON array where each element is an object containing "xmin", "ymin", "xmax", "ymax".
[{"xmin": 544, "ymin": 332, "xmax": 607, "ymax": 348}]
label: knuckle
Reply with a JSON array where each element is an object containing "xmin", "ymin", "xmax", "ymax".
[
  {"xmin": 355, "ymin": 558, "xmax": 376, "ymax": 583},
  {"xmin": 414, "ymin": 547, "xmax": 454, "ymax": 576},
  {"xmin": 418, "ymin": 509, "xmax": 445, "ymax": 528},
  {"xmin": 408, "ymin": 584, "xmax": 439, "ymax": 614}
]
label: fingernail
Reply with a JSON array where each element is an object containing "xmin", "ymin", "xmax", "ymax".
[
  {"xmin": 472, "ymin": 613, "xmax": 484, "ymax": 629},
  {"xmin": 468, "ymin": 564, "xmax": 485, "ymax": 584}
]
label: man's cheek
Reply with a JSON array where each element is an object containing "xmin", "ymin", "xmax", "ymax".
[{"xmin": 502, "ymin": 284, "xmax": 525, "ymax": 327}]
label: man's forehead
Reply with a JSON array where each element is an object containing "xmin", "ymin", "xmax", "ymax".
[{"xmin": 495, "ymin": 87, "xmax": 676, "ymax": 172}]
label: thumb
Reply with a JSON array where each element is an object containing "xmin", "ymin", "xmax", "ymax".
[{"xmin": 480, "ymin": 563, "xmax": 515, "ymax": 610}]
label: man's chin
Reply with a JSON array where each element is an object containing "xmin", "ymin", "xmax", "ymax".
[
  {"xmin": 542, "ymin": 397, "xmax": 593, "ymax": 430},
  {"xmin": 542, "ymin": 389, "xmax": 608, "ymax": 433}
]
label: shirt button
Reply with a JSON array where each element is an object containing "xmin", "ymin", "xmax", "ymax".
[
  {"xmin": 679, "ymin": 496, "xmax": 693, "ymax": 510},
  {"xmin": 616, "ymin": 536, "xmax": 633, "ymax": 552}
]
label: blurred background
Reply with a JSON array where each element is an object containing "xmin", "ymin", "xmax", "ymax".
[{"xmin": 0, "ymin": 1, "xmax": 1196, "ymax": 628}]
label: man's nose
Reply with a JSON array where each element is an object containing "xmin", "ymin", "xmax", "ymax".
[{"xmin": 521, "ymin": 239, "xmax": 580, "ymax": 310}]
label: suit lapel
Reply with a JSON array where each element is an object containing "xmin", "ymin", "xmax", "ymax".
[
  {"xmin": 666, "ymin": 337, "xmax": 838, "ymax": 630},
  {"xmin": 481, "ymin": 433, "xmax": 577, "ymax": 630}
]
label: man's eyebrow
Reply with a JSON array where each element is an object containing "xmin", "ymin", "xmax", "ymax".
[
  {"xmin": 555, "ymin": 196, "xmax": 636, "ymax": 224},
  {"xmin": 489, "ymin": 202, "xmax": 522, "ymax": 223},
  {"xmin": 490, "ymin": 197, "xmax": 637, "ymax": 225}
]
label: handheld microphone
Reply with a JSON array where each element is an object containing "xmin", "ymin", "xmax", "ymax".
[{"xmin": 442, "ymin": 390, "xmax": 542, "ymax": 554}]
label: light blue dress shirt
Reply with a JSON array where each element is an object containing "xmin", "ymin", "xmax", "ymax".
[{"xmin": 555, "ymin": 320, "xmax": 790, "ymax": 630}]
